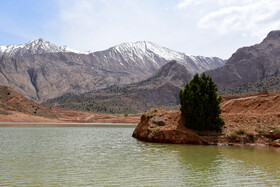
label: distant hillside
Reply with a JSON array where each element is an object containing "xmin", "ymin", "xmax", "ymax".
[
  {"xmin": 219, "ymin": 75, "xmax": 280, "ymax": 95},
  {"xmin": 44, "ymin": 61, "xmax": 192, "ymax": 113},
  {"xmin": 0, "ymin": 85, "xmax": 57, "ymax": 118},
  {"xmin": 207, "ymin": 30, "xmax": 280, "ymax": 92}
]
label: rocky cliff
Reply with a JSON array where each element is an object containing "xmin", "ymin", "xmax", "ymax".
[{"xmin": 206, "ymin": 30, "xmax": 280, "ymax": 92}]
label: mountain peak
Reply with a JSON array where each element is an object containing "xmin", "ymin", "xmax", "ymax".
[
  {"xmin": 266, "ymin": 30, "xmax": 280, "ymax": 40},
  {"xmin": 0, "ymin": 38, "xmax": 92, "ymax": 56},
  {"xmin": 206, "ymin": 30, "xmax": 280, "ymax": 90},
  {"xmin": 147, "ymin": 60, "xmax": 192, "ymax": 87},
  {"xmin": 109, "ymin": 41, "xmax": 225, "ymax": 75},
  {"xmin": 38, "ymin": 38, "xmax": 45, "ymax": 42},
  {"xmin": 111, "ymin": 41, "xmax": 187, "ymax": 63},
  {"xmin": 112, "ymin": 41, "xmax": 159, "ymax": 50}
]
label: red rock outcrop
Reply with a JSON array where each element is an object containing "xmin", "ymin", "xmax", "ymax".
[
  {"xmin": 132, "ymin": 107, "xmax": 280, "ymax": 146},
  {"xmin": 132, "ymin": 110, "xmax": 219, "ymax": 145}
]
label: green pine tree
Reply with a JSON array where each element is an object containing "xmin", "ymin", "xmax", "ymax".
[{"xmin": 179, "ymin": 73, "xmax": 224, "ymax": 131}]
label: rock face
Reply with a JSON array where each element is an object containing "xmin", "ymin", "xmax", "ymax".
[
  {"xmin": 0, "ymin": 39, "xmax": 225, "ymax": 102},
  {"xmin": 132, "ymin": 109, "xmax": 280, "ymax": 146},
  {"xmin": 206, "ymin": 30, "xmax": 280, "ymax": 90},
  {"xmin": 0, "ymin": 52, "xmax": 143, "ymax": 102},
  {"xmin": 44, "ymin": 61, "xmax": 192, "ymax": 113},
  {"xmin": 132, "ymin": 110, "xmax": 210, "ymax": 144}
]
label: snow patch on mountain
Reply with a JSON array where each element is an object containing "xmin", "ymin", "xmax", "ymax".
[
  {"xmin": 109, "ymin": 41, "xmax": 225, "ymax": 75},
  {"xmin": 112, "ymin": 41, "xmax": 185, "ymax": 62},
  {"xmin": 0, "ymin": 39, "xmax": 225, "ymax": 75},
  {"xmin": 0, "ymin": 38, "xmax": 92, "ymax": 56}
]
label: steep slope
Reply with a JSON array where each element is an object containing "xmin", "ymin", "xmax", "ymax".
[
  {"xmin": 0, "ymin": 52, "xmax": 144, "ymax": 102},
  {"xmin": 207, "ymin": 30, "xmax": 280, "ymax": 91},
  {"xmin": 100, "ymin": 41, "xmax": 225, "ymax": 75},
  {"xmin": 44, "ymin": 61, "xmax": 192, "ymax": 113},
  {"xmin": 0, "ymin": 85, "xmax": 57, "ymax": 118},
  {"xmin": 0, "ymin": 39, "xmax": 224, "ymax": 102}
]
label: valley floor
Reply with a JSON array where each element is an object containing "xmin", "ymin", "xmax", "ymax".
[{"xmin": 0, "ymin": 107, "xmax": 141, "ymax": 124}]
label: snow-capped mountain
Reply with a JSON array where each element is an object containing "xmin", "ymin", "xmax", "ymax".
[
  {"xmin": 0, "ymin": 39, "xmax": 225, "ymax": 75},
  {"xmin": 0, "ymin": 38, "xmax": 91, "ymax": 56},
  {"xmin": 0, "ymin": 39, "xmax": 225, "ymax": 102},
  {"xmin": 93, "ymin": 41, "xmax": 225, "ymax": 75}
]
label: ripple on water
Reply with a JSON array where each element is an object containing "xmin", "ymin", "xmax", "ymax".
[{"xmin": 0, "ymin": 126, "xmax": 280, "ymax": 186}]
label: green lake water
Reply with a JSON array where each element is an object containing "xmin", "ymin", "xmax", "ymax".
[{"xmin": 0, "ymin": 126, "xmax": 280, "ymax": 186}]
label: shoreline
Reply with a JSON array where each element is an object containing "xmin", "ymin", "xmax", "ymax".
[
  {"xmin": 132, "ymin": 110, "xmax": 280, "ymax": 148},
  {"xmin": 0, "ymin": 122, "xmax": 137, "ymax": 128}
]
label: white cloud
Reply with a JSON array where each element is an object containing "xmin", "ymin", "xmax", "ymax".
[
  {"xmin": 196, "ymin": 0, "xmax": 280, "ymax": 39},
  {"xmin": 44, "ymin": 0, "xmax": 280, "ymax": 59},
  {"xmin": 52, "ymin": 0, "xmax": 176, "ymax": 52},
  {"xmin": 177, "ymin": 0, "xmax": 196, "ymax": 8}
]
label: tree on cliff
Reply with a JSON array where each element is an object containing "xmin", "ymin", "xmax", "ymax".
[{"xmin": 179, "ymin": 73, "xmax": 224, "ymax": 131}]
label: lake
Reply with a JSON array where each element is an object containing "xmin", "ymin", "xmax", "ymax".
[{"xmin": 0, "ymin": 126, "xmax": 280, "ymax": 186}]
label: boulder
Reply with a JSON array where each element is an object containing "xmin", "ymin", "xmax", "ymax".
[{"xmin": 272, "ymin": 139, "xmax": 280, "ymax": 147}]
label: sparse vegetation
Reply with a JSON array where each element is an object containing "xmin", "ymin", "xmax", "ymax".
[
  {"xmin": 235, "ymin": 129, "xmax": 246, "ymax": 135},
  {"xmin": 179, "ymin": 73, "xmax": 224, "ymax": 132},
  {"xmin": 0, "ymin": 110, "xmax": 11, "ymax": 115},
  {"xmin": 196, "ymin": 131, "xmax": 220, "ymax": 136},
  {"xmin": 229, "ymin": 132, "xmax": 238, "ymax": 139},
  {"xmin": 220, "ymin": 132, "xmax": 226, "ymax": 136},
  {"xmin": 197, "ymin": 131, "xmax": 208, "ymax": 136},
  {"xmin": 269, "ymin": 127, "xmax": 280, "ymax": 133},
  {"xmin": 255, "ymin": 129, "xmax": 267, "ymax": 134},
  {"xmin": 247, "ymin": 133, "xmax": 254, "ymax": 138},
  {"xmin": 234, "ymin": 129, "xmax": 254, "ymax": 138},
  {"xmin": 229, "ymin": 129, "xmax": 254, "ymax": 138},
  {"xmin": 219, "ymin": 75, "xmax": 280, "ymax": 95}
]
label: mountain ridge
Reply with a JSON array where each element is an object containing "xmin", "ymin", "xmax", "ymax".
[
  {"xmin": 0, "ymin": 39, "xmax": 225, "ymax": 102},
  {"xmin": 0, "ymin": 38, "xmax": 92, "ymax": 56},
  {"xmin": 0, "ymin": 39, "xmax": 225, "ymax": 75},
  {"xmin": 206, "ymin": 30, "xmax": 280, "ymax": 91}
]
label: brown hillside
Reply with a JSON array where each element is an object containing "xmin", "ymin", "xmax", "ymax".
[
  {"xmin": 222, "ymin": 93, "xmax": 280, "ymax": 114},
  {"xmin": 0, "ymin": 85, "xmax": 140, "ymax": 123},
  {"xmin": 221, "ymin": 93, "xmax": 280, "ymax": 135},
  {"xmin": 0, "ymin": 85, "xmax": 57, "ymax": 118}
]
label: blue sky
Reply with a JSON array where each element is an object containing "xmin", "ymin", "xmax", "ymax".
[{"xmin": 1, "ymin": 0, "xmax": 280, "ymax": 59}]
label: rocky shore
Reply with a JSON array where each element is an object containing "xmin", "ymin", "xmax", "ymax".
[{"xmin": 132, "ymin": 110, "xmax": 280, "ymax": 147}]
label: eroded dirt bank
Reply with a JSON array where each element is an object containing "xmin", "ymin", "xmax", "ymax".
[{"xmin": 133, "ymin": 93, "xmax": 280, "ymax": 147}]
